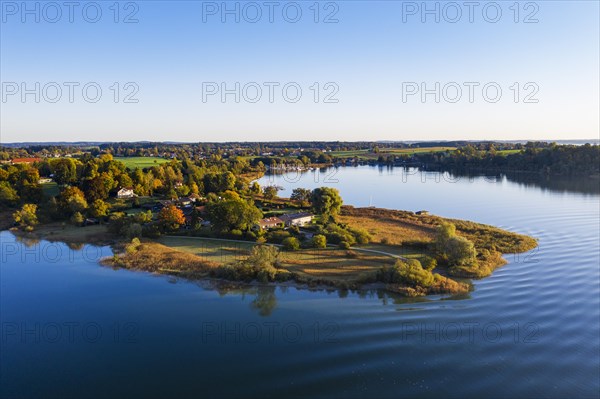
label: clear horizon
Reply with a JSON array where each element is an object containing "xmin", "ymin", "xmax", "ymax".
[{"xmin": 1, "ymin": 1, "xmax": 599, "ymax": 142}]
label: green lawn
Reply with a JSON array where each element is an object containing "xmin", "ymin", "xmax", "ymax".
[{"xmin": 115, "ymin": 157, "xmax": 170, "ymax": 169}]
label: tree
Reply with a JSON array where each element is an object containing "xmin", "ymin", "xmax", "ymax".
[
  {"xmin": 158, "ymin": 204, "xmax": 185, "ymax": 231},
  {"xmin": 291, "ymin": 188, "xmax": 311, "ymax": 205},
  {"xmin": 247, "ymin": 245, "xmax": 280, "ymax": 270},
  {"xmin": 89, "ymin": 199, "xmax": 110, "ymax": 218},
  {"xmin": 82, "ymin": 175, "xmax": 109, "ymax": 201},
  {"xmin": 207, "ymin": 198, "xmax": 262, "ymax": 233},
  {"xmin": 282, "ymin": 236, "xmax": 300, "ymax": 251},
  {"xmin": 250, "ymin": 181, "xmax": 261, "ymax": 196},
  {"xmin": 59, "ymin": 186, "xmax": 88, "ymax": 215},
  {"xmin": 311, "ymin": 187, "xmax": 343, "ymax": 219},
  {"xmin": 49, "ymin": 158, "xmax": 78, "ymax": 185},
  {"xmin": 0, "ymin": 181, "xmax": 19, "ymax": 206},
  {"xmin": 263, "ymin": 186, "xmax": 278, "ymax": 200},
  {"xmin": 13, "ymin": 204, "xmax": 38, "ymax": 231},
  {"xmin": 70, "ymin": 211, "xmax": 85, "ymax": 226},
  {"xmin": 420, "ymin": 255, "xmax": 437, "ymax": 271},
  {"xmin": 312, "ymin": 234, "xmax": 327, "ymax": 248},
  {"xmin": 433, "ymin": 222, "xmax": 477, "ymax": 266},
  {"xmin": 395, "ymin": 259, "xmax": 434, "ymax": 287}
]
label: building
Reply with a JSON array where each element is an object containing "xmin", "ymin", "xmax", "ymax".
[
  {"xmin": 279, "ymin": 212, "xmax": 314, "ymax": 227},
  {"xmin": 254, "ymin": 217, "xmax": 284, "ymax": 230},
  {"xmin": 11, "ymin": 158, "xmax": 42, "ymax": 164},
  {"xmin": 117, "ymin": 188, "xmax": 135, "ymax": 199}
]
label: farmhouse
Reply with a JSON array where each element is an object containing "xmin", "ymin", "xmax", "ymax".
[
  {"xmin": 279, "ymin": 212, "xmax": 314, "ymax": 227},
  {"xmin": 117, "ymin": 188, "xmax": 136, "ymax": 199},
  {"xmin": 254, "ymin": 217, "xmax": 284, "ymax": 230}
]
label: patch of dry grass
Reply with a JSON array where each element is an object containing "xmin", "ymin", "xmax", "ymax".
[{"xmin": 106, "ymin": 241, "xmax": 219, "ymax": 278}]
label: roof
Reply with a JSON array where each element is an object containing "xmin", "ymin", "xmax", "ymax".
[
  {"xmin": 279, "ymin": 212, "xmax": 314, "ymax": 222},
  {"xmin": 257, "ymin": 217, "xmax": 283, "ymax": 227},
  {"xmin": 11, "ymin": 158, "xmax": 42, "ymax": 164}
]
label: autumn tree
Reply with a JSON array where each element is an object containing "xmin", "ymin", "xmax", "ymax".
[
  {"xmin": 59, "ymin": 186, "xmax": 88, "ymax": 215},
  {"xmin": 158, "ymin": 204, "xmax": 185, "ymax": 231},
  {"xmin": 89, "ymin": 199, "xmax": 110, "ymax": 218},
  {"xmin": 13, "ymin": 203, "xmax": 38, "ymax": 231}
]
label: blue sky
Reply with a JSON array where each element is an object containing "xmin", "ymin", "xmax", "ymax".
[{"xmin": 1, "ymin": 0, "xmax": 598, "ymax": 142}]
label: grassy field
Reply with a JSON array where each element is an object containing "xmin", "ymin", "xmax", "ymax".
[
  {"xmin": 339, "ymin": 208, "xmax": 434, "ymax": 245},
  {"xmin": 157, "ymin": 236, "xmax": 256, "ymax": 265},
  {"xmin": 114, "ymin": 157, "xmax": 170, "ymax": 169},
  {"xmin": 157, "ymin": 236, "xmax": 396, "ymax": 283},
  {"xmin": 330, "ymin": 147, "xmax": 456, "ymax": 160}
]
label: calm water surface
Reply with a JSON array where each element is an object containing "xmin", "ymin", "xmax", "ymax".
[{"xmin": 2, "ymin": 167, "xmax": 599, "ymax": 398}]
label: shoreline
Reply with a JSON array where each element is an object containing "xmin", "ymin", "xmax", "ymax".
[{"xmin": 5, "ymin": 205, "xmax": 537, "ymax": 297}]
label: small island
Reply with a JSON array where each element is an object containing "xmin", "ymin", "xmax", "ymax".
[{"xmin": 0, "ymin": 143, "xmax": 542, "ymax": 297}]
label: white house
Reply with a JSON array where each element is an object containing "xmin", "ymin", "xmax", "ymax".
[
  {"xmin": 117, "ymin": 188, "xmax": 135, "ymax": 199},
  {"xmin": 279, "ymin": 212, "xmax": 314, "ymax": 227}
]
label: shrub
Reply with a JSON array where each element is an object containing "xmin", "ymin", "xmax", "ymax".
[
  {"xmin": 350, "ymin": 227, "xmax": 372, "ymax": 245},
  {"xmin": 420, "ymin": 255, "xmax": 437, "ymax": 271},
  {"xmin": 378, "ymin": 259, "xmax": 434, "ymax": 288},
  {"xmin": 282, "ymin": 237, "xmax": 301, "ymax": 251},
  {"xmin": 267, "ymin": 230, "xmax": 290, "ymax": 244},
  {"xmin": 396, "ymin": 259, "xmax": 434, "ymax": 287},
  {"xmin": 230, "ymin": 229, "xmax": 243, "ymax": 239},
  {"xmin": 338, "ymin": 241, "xmax": 351, "ymax": 250},
  {"xmin": 70, "ymin": 212, "xmax": 84, "ymax": 226},
  {"xmin": 124, "ymin": 223, "xmax": 142, "ymax": 239},
  {"xmin": 312, "ymin": 234, "xmax": 327, "ymax": 249}
]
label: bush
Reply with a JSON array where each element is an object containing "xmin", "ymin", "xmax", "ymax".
[
  {"xmin": 267, "ymin": 230, "xmax": 290, "ymax": 244},
  {"xmin": 338, "ymin": 241, "xmax": 351, "ymax": 250},
  {"xmin": 124, "ymin": 223, "xmax": 142, "ymax": 239},
  {"xmin": 230, "ymin": 229, "xmax": 243, "ymax": 239},
  {"xmin": 312, "ymin": 234, "xmax": 327, "ymax": 249},
  {"xmin": 350, "ymin": 227, "xmax": 372, "ymax": 245},
  {"xmin": 70, "ymin": 212, "xmax": 84, "ymax": 226},
  {"xmin": 282, "ymin": 237, "xmax": 301, "ymax": 251},
  {"xmin": 378, "ymin": 259, "xmax": 434, "ymax": 288},
  {"xmin": 420, "ymin": 255, "xmax": 437, "ymax": 271},
  {"xmin": 396, "ymin": 259, "xmax": 434, "ymax": 287}
]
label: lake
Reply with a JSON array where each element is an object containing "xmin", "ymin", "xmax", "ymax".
[{"xmin": 2, "ymin": 166, "xmax": 599, "ymax": 398}]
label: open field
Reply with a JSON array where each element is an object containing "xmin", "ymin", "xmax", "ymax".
[
  {"xmin": 157, "ymin": 236, "xmax": 397, "ymax": 283},
  {"xmin": 329, "ymin": 147, "xmax": 456, "ymax": 160},
  {"xmin": 158, "ymin": 236, "xmax": 256, "ymax": 265},
  {"xmin": 114, "ymin": 156, "xmax": 170, "ymax": 169}
]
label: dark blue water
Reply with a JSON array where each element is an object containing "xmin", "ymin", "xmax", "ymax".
[{"xmin": 2, "ymin": 167, "xmax": 599, "ymax": 398}]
